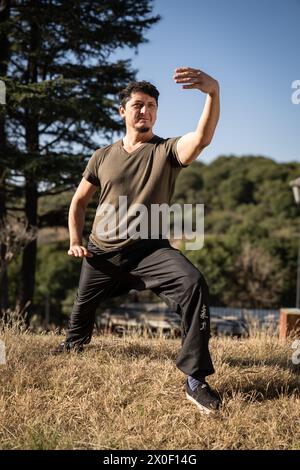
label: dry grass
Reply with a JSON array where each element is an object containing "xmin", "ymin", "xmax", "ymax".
[{"xmin": 0, "ymin": 318, "xmax": 300, "ymax": 450}]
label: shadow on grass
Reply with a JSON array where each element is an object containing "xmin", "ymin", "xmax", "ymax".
[
  {"xmin": 218, "ymin": 355, "xmax": 300, "ymax": 400},
  {"xmin": 87, "ymin": 341, "xmax": 179, "ymax": 362},
  {"xmin": 223, "ymin": 356, "xmax": 300, "ymax": 374},
  {"xmin": 218, "ymin": 367, "xmax": 300, "ymax": 401},
  {"xmin": 219, "ymin": 381, "xmax": 300, "ymax": 401}
]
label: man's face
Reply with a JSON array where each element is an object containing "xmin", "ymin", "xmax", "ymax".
[{"xmin": 119, "ymin": 91, "xmax": 157, "ymax": 133}]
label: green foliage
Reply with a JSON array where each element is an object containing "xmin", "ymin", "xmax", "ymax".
[
  {"xmin": 175, "ymin": 155, "xmax": 300, "ymax": 308},
  {"xmin": 219, "ymin": 174, "xmax": 255, "ymax": 209},
  {"xmin": 182, "ymin": 236, "xmax": 233, "ymax": 306},
  {"xmin": 223, "ymin": 243, "xmax": 285, "ymax": 308},
  {"xmin": 172, "ymin": 161, "xmax": 204, "ymax": 204}
]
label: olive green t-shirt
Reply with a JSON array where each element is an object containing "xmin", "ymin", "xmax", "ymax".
[{"xmin": 82, "ymin": 134, "xmax": 186, "ymax": 250}]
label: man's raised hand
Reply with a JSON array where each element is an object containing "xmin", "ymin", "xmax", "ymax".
[{"xmin": 173, "ymin": 67, "xmax": 219, "ymax": 96}]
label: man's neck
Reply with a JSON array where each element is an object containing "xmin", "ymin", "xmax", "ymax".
[{"xmin": 123, "ymin": 130, "xmax": 154, "ymax": 148}]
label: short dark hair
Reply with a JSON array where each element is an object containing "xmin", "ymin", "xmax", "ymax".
[{"xmin": 119, "ymin": 81, "xmax": 159, "ymax": 108}]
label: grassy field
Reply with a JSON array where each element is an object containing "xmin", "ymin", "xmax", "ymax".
[{"xmin": 0, "ymin": 318, "xmax": 300, "ymax": 450}]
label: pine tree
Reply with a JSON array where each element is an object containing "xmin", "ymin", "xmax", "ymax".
[{"xmin": 0, "ymin": 0, "xmax": 159, "ymax": 318}]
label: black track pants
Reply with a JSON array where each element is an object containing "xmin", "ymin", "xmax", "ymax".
[{"xmin": 65, "ymin": 239, "xmax": 215, "ymax": 378}]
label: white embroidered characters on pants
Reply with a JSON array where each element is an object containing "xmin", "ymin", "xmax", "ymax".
[{"xmin": 200, "ymin": 305, "xmax": 208, "ymax": 331}]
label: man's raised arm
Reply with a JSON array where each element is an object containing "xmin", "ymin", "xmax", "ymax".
[{"xmin": 174, "ymin": 67, "xmax": 220, "ymax": 166}]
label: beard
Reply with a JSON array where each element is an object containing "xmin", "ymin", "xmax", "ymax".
[{"xmin": 136, "ymin": 126, "xmax": 150, "ymax": 133}]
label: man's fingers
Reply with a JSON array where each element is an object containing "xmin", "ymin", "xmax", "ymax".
[
  {"xmin": 175, "ymin": 66, "xmax": 200, "ymax": 73},
  {"xmin": 68, "ymin": 248, "xmax": 77, "ymax": 256},
  {"xmin": 67, "ymin": 246, "xmax": 93, "ymax": 257},
  {"xmin": 182, "ymin": 84, "xmax": 198, "ymax": 89},
  {"xmin": 173, "ymin": 67, "xmax": 216, "ymax": 93},
  {"xmin": 68, "ymin": 247, "xmax": 82, "ymax": 257},
  {"xmin": 174, "ymin": 72, "xmax": 202, "ymax": 80},
  {"xmin": 175, "ymin": 68, "xmax": 202, "ymax": 76},
  {"xmin": 174, "ymin": 76, "xmax": 203, "ymax": 90},
  {"xmin": 174, "ymin": 76, "xmax": 201, "ymax": 83}
]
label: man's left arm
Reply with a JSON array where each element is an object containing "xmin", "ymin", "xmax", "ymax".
[{"xmin": 174, "ymin": 67, "xmax": 220, "ymax": 166}]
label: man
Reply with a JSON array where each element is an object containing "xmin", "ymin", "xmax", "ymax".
[{"xmin": 53, "ymin": 67, "xmax": 221, "ymax": 414}]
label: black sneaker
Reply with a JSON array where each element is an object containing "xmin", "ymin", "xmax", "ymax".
[
  {"xmin": 185, "ymin": 380, "xmax": 221, "ymax": 414},
  {"xmin": 50, "ymin": 341, "xmax": 84, "ymax": 355}
]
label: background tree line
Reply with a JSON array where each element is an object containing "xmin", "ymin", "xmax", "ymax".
[{"xmin": 175, "ymin": 156, "xmax": 299, "ymax": 309}]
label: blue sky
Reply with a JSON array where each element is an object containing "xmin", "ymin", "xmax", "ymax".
[{"xmin": 115, "ymin": 0, "xmax": 300, "ymax": 164}]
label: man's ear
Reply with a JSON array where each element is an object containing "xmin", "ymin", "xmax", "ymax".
[{"xmin": 119, "ymin": 105, "xmax": 125, "ymax": 118}]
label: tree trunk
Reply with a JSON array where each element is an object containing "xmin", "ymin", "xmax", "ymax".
[
  {"xmin": 0, "ymin": 0, "xmax": 10, "ymax": 311},
  {"xmin": 19, "ymin": 15, "xmax": 39, "ymax": 320},
  {"xmin": 19, "ymin": 177, "xmax": 38, "ymax": 316}
]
